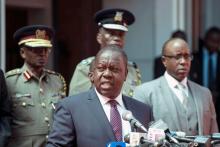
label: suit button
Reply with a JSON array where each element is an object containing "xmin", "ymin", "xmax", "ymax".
[
  {"xmin": 41, "ymin": 102, "xmax": 46, "ymax": 108},
  {"xmin": 45, "ymin": 117, "xmax": 49, "ymax": 122},
  {"xmin": 22, "ymin": 102, "xmax": 26, "ymax": 107}
]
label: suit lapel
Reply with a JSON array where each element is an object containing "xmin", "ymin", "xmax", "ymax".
[
  {"xmin": 159, "ymin": 77, "xmax": 181, "ymax": 129},
  {"xmin": 86, "ymin": 89, "xmax": 115, "ymax": 141},
  {"xmin": 187, "ymin": 80, "xmax": 203, "ymax": 135}
]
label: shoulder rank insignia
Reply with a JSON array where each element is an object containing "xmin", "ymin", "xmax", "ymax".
[
  {"xmin": 81, "ymin": 57, "xmax": 95, "ymax": 65},
  {"xmin": 5, "ymin": 68, "xmax": 22, "ymax": 78},
  {"xmin": 44, "ymin": 69, "xmax": 56, "ymax": 74},
  {"xmin": 57, "ymin": 73, "xmax": 67, "ymax": 96}
]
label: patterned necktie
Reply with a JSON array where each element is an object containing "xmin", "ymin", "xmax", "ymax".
[
  {"xmin": 177, "ymin": 84, "xmax": 188, "ymax": 109},
  {"xmin": 109, "ymin": 100, "xmax": 122, "ymax": 141}
]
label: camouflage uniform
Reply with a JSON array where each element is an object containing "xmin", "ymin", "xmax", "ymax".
[
  {"xmin": 69, "ymin": 56, "xmax": 141, "ymax": 97},
  {"xmin": 5, "ymin": 63, "xmax": 66, "ymax": 147}
]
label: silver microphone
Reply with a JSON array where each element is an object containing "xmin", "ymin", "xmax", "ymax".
[{"xmin": 122, "ymin": 110, "xmax": 148, "ymax": 133}]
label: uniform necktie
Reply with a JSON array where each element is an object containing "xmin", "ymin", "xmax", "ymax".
[
  {"xmin": 177, "ymin": 84, "xmax": 188, "ymax": 109},
  {"xmin": 109, "ymin": 100, "xmax": 122, "ymax": 141}
]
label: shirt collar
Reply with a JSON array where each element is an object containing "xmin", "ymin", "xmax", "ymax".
[
  {"xmin": 164, "ymin": 71, "xmax": 188, "ymax": 88},
  {"xmin": 95, "ymin": 88, "xmax": 123, "ymax": 106}
]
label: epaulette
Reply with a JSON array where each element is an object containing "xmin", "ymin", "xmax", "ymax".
[
  {"xmin": 5, "ymin": 68, "xmax": 22, "ymax": 78},
  {"xmin": 57, "ymin": 73, "xmax": 67, "ymax": 96},
  {"xmin": 80, "ymin": 57, "xmax": 95, "ymax": 65},
  {"xmin": 127, "ymin": 61, "xmax": 142, "ymax": 85},
  {"xmin": 128, "ymin": 61, "xmax": 138, "ymax": 69},
  {"xmin": 44, "ymin": 69, "xmax": 67, "ymax": 96},
  {"xmin": 44, "ymin": 69, "xmax": 56, "ymax": 74}
]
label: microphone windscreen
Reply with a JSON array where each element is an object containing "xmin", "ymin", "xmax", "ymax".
[{"xmin": 122, "ymin": 110, "xmax": 133, "ymax": 121}]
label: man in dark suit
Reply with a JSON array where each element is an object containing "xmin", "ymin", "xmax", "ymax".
[
  {"xmin": 134, "ymin": 38, "xmax": 218, "ymax": 135},
  {"xmin": 47, "ymin": 45, "xmax": 153, "ymax": 147},
  {"xmin": 0, "ymin": 69, "xmax": 11, "ymax": 147},
  {"xmin": 190, "ymin": 27, "xmax": 220, "ymax": 127}
]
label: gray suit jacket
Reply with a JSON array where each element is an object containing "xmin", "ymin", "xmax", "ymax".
[
  {"xmin": 47, "ymin": 88, "xmax": 153, "ymax": 147},
  {"xmin": 133, "ymin": 76, "xmax": 218, "ymax": 135}
]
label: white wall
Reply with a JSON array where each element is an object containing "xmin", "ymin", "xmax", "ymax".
[
  {"xmin": 203, "ymin": 0, "xmax": 220, "ymax": 34},
  {"xmin": 103, "ymin": 0, "xmax": 155, "ymax": 82}
]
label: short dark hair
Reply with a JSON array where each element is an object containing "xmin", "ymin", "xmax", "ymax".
[
  {"xmin": 204, "ymin": 26, "xmax": 220, "ymax": 40},
  {"xmin": 95, "ymin": 44, "xmax": 128, "ymax": 66},
  {"xmin": 161, "ymin": 38, "xmax": 187, "ymax": 55}
]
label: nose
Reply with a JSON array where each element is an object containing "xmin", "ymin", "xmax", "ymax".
[{"xmin": 103, "ymin": 68, "xmax": 113, "ymax": 78}]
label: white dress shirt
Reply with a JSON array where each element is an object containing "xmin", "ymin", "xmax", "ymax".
[
  {"xmin": 95, "ymin": 88, "xmax": 131, "ymax": 141},
  {"xmin": 164, "ymin": 71, "xmax": 189, "ymax": 104}
]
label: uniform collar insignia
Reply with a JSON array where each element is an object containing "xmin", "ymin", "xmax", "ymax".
[{"xmin": 23, "ymin": 70, "xmax": 32, "ymax": 81}]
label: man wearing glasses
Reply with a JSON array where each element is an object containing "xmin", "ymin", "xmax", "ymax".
[
  {"xmin": 133, "ymin": 38, "xmax": 218, "ymax": 136},
  {"xmin": 5, "ymin": 25, "xmax": 66, "ymax": 147}
]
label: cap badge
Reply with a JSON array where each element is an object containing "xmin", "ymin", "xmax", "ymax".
[
  {"xmin": 114, "ymin": 11, "xmax": 123, "ymax": 22},
  {"xmin": 35, "ymin": 29, "xmax": 47, "ymax": 39}
]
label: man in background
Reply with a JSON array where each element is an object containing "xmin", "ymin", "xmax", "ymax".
[
  {"xmin": 190, "ymin": 26, "xmax": 220, "ymax": 127},
  {"xmin": 134, "ymin": 38, "xmax": 218, "ymax": 135},
  {"xmin": 69, "ymin": 8, "xmax": 141, "ymax": 97}
]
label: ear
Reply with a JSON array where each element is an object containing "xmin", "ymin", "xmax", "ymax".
[
  {"xmin": 89, "ymin": 71, "xmax": 94, "ymax": 83},
  {"xmin": 161, "ymin": 56, "xmax": 167, "ymax": 67},
  {"xmin": 124, "ymin": 68, "xmax": 128, "ymax": 81},
  {"xmin": 96, "ymin": 32, "xmax": 102, "ymax": 45},
  {"xmin": 20, "ymin": 48, "xmax": 26, "ymax": 59}
]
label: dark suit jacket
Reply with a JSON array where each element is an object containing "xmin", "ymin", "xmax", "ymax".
[
  {"xmin": 154, "ymin": 56, "xmax": 165, "ymax": 79},
  {"xmin": 190, "ymin": 49, "xmax": 220, "ymax": 127},
  {"xmin": 0, "ymin": 69, "xmax": 11, "ymax": 147},
  {"xmin": 190, "ymin": 49, "xmax": 220, "ymax": 89},
  {"xmin": 47, "ymin": 88, "xmax": 153, "ymax": 147}
]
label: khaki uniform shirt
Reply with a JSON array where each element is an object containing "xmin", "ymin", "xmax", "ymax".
[
  {"xmin": 5, "ymin": 63, "xmax": 66, "ymax": 147},
  {"xmin": 69, "ymin": 56, "xmax": 142, "ymax": 97}
]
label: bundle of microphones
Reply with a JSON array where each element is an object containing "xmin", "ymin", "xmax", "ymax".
[{"xmin": 107, "ymin": 110, "xmax": 220, "ymax": 147}]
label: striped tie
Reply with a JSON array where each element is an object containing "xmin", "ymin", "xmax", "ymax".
[{"xmin": 109, "ymin": 100, "xmax": 122, "ymax": 141}]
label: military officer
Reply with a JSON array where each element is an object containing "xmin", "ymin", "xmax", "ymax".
[
  {"xmin": 5, "ymin": 25, "xmax": 66, "ymax": 147},
  {"xmin": 69, "ymin": 8, "xmax": 142, "ymax": 97}
]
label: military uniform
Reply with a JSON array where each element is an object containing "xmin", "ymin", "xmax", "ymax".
[
  {"xmin": 69, "ymin": 56, "xmax": 141, "ymax": 97},
  {"xmin": 69, "ymin": 9, "xmax": 141, "ymax": 97},
  {"xmin": 5, "ymin": 63, "xmax": 66, "ymax": 147},
  {"xmin": 6, "ymin": 25, "xmax": 66, "ymax": 147}
]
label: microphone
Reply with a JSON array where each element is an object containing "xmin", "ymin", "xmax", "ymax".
[
  {"xmin": 149, "ymin": 119, "xmax": 179, "ymax": 144},
  {"xmin": 193, "ymin": 136, "xmax": 211, "ymax": 147},
  {"xmin": 124, "ymin": 132, "xmax": 163, "ymax": 147},
  {"xmin": 122, "ymin": 110, "xmax": 148, "ymax": 133}
]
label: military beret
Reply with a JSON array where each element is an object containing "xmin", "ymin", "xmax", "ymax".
[
  {"xmin": 94, "ymin": 8, "xmax": 135, "ymax": 32},
  {"xmin": 13, "ymin": 25, "xmax": 54, "ymax": 48}
]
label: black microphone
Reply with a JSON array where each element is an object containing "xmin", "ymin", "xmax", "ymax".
[
  {"xmin": 122, "ymin": 110, "xmax": 148, "ymax": 133},
  {"xmin": 149, "ymin": 119, "xmax": 179, "ymax": 144}
]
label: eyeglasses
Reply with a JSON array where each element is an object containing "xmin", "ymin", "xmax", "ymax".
[{"xmin": 163, "ymin": 54, "xmax": 193, "ymax": 61}]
